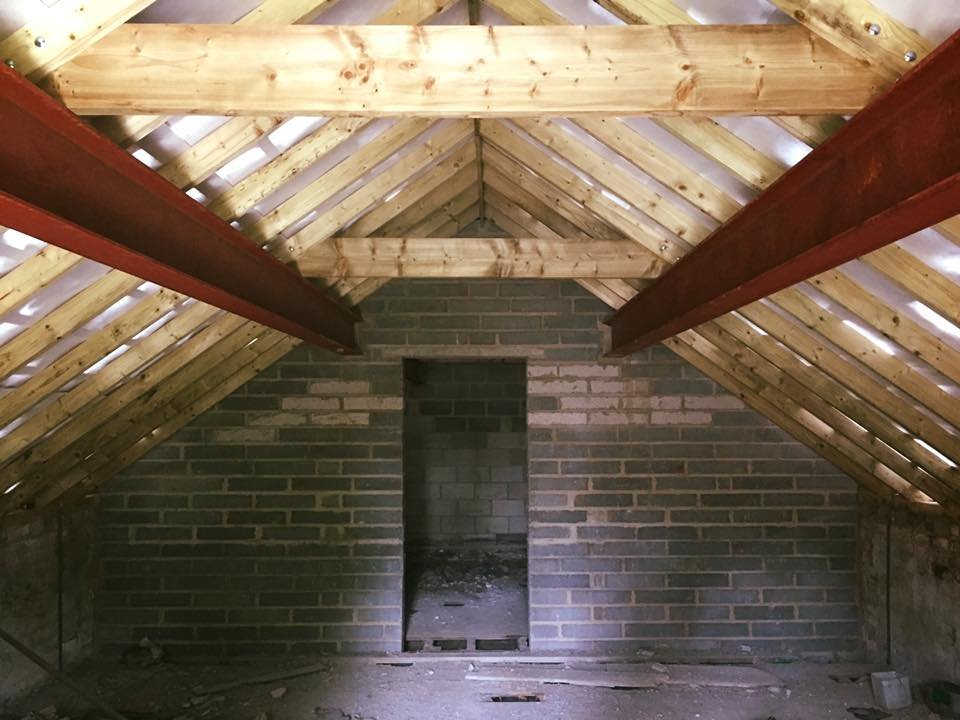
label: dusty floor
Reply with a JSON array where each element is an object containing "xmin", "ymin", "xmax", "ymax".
[
  {"xmin": 3, "ymin": 658, "xmax": 943, "ymax": 720},
  {"xmin": 404, "ymin": 545, "xmax": 528, "ymax": 648}
]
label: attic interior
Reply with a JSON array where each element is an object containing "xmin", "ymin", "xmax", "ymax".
[{"xmin": 0, "ymin": 0, "xmax": 959, "ymax": 717}]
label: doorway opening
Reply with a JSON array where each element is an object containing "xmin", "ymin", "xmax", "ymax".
[{"xmin": 402, "ymin": 359, "xmax": 528, "ymax": 652}]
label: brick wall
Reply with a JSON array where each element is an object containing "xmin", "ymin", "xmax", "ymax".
[
  {"xmin": 859, "ymin": 491, "xmax": 960, "ymax": 682},
  {"xmin": 403, "ymin": 360, "xmax": 527, "ymax": 546},
  {"xmin": 98, "ymin": 280, "xmax": 859, "ymax": 659},
  {"xmin": 0, "ymin": 502, "xmax": 96, "ymax": 701}
]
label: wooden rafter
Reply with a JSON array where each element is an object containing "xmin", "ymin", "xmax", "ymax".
[
  {"xmin": 665, "ymin": 335, "xmax": 916, "ymax": 503},
  {"xmin": 249, "ymin": 119, "xmax": 440, "ymax": 244},
  {"xmin": 0, "ymin": 245, "xmax": 82, "ymax": 318},
  {"xmin": 277, "ymin": 124, "xmax": 474, "ymax": 262},
  {"xmin": 2, "ymin": 133, "xmax": 469, "ymax": 515},
  {"xmin": 0, "ymin": 286, "xmax": 187, "ymax": 432},
  {"xmin": 771, "ymin": 1, "xmax": 960, "ymax": 248},
  {"xmin": 207, "ymin": 117, "xmax": 371, "ymax": 223},
  {"xmin": 770, "ymin": 0, "xmax": 932, "ymax": 82},
  {"xmin": 406, "ymin": 187, "xmax": 481, "ymax": 238},
  {"xmin": 481, "ymin": 115, "xmax": 960, "ymax": 499},
  {"xmin": 607, "ymin": 30, "xmax": 960, "ymax": 354},
  {"xmin": 374, "ymin": 161, "xmax": 479, "ymax": 237},
  {"xmin": 0, "ymin": 0, "xmax": 480, "ymax": 513},
  {"xmin": 483, "ymin": 156, "xmax": 942, "ymax": 502},
  {"xmin": 487, "ymin": 118, "xmax": 960, "ymax": 447},
  {"xmin": 0, "ymin": 271, "xmax": 140, "ymax": 380},
  {"xmin": 43, "ymin": 25, "xmax": 886, "ymax": 117},
  {"xmin": 9, "ymin": 160, "xmax": 477, "ymax": 512},
  {"xmin": 0, "ymin": 67, "xmax": 360, "ymax": 353},
  {"xmin": 2, "ymin": 0, "xmax": 957, "ymax": 517},
  {"xmin": 0, "ymin": 0, "xmax": 154, "ymax": 80},
  {"xmin": 345, "ymin": 143, "xmax": 478, "ymax": 237}
]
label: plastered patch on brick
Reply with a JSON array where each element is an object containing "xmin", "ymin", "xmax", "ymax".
[
  {"xmin": 309, "ymin": 412, "xmax": 370, "ymax": 426},
  {"xmin": 559, "ymin": 364, "xmax": 621, "ymax": 378},
  {"xmin": 560, "ymin": 397, "xmax": 620, "ymax": 410},
  {"xmin": 528, "ymin": 365, "xmax": 559, "ymax": 378},
  {"xmin": 589, "ymin": 380, "xmax": 649, "ymax": 395},
  {"xmin": 652, "ymin": 411, "xmax": 713, "ymax": 425},
  {"xmin": 343, "ymin": 397, "xmax": 403, "ymax": 411},
  {"xmin": 528, "ymin": 412, "xmax": 588, "ymax": 426},
  {"xmin": 308, "ymin": 380, "xmax": 371, "ymax": 395},
  {"xmin": 588, "ymin": 412, "xmax": 650, "ymax": 425},
  {"xmin": 282, "ymin": 397, "xmax": 341, "ymax": 411},
  {"xmin": 529, "ymin": 380, "xmax": 589, "ymax": 395},
  {"xmin": 208, "ymin": 428, "xmax": 277, "ymax": 443},
  {"xmin": 249, "ymin": 412, "xmax": 308, "ymax": 426},
  {"xmin": 651, "ymin": 396, "xmax": 683, "ymax": 410}
]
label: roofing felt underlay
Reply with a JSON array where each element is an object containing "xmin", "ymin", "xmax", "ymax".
[{"xmin": 0, "ymin": 0, "xmax": 959, "ymax": 516}]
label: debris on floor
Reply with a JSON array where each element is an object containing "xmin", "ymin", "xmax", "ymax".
[
  {"xmin": 465, "ymin": 662, "xmax": 785, "ymax": 691},
  {"xmin": 846, "ymin": 707, "xmax": 892, "ymax": 720},
  {"xmin": 870, "ymin": 670, "xmax": 913, "ymax": 710},
  {"xmin": 3, "ymin": 658, "xmax": 940, "ymax": 720},
  {"xmin": 405, "ymin": 545, "xmax": 526, "ymax": 595},
  {"xmin": 314, "ymin": 709, "xmax": 377, "ymax": 720},
  {"xmin": 193, "ymin": 661, "xmax": 330, "ymax": 694},
  {"xmin": 121, "ymin": 638, "xmax": 164, "ymax": 668},
  {"xmin": 832, "ymin": 673, "xmax": 870, "ymax": 684},
  {"xmin": 919, "ymin": 679, "xmax": 960, "ymax": 717},
  {"xmin": 404, "ymin": 544, "xmax": 528, "ymax": 652},
  {"xmin": 465, "ymin": 665, "xmax": 661, "ymax": 689},
  {"xmin": 657, "ymin": 664, "xmax": 785, "ymax": 689}
]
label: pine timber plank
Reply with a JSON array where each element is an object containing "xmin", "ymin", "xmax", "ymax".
[{"xmin": 44, "ymin": 25, "xmax": 888, "ymax": 117}]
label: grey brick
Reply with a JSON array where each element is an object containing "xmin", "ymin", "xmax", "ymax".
[{"xmin": 96, "ymin": 279, "xmax": 857, "ymax": 659}]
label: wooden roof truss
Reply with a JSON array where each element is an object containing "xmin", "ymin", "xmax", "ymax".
[{"xmin": 0, "ymin": 0, "xmax": 958, "ymax": 517}]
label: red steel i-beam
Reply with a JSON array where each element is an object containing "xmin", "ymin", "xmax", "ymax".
[
  {"xmin": 0, "ymin": 66, "xmax": 360, "ymax": 354},
  {"xmin": 607, "ymin": 29, "xmax": 960, "ymax": 356}
]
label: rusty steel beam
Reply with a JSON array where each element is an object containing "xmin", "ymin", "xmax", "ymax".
[
  {"xmin": 608, "ymin": 29, "xmax": 960, "ymax": 356},
  {"xmin": 0, "ymin": 66, "xmax": 359, "ymax": 354}
]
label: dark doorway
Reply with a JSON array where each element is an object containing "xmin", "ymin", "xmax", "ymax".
[{"xmin": 402, "ymin": 359, "xmax": 529, "ymax": 652}]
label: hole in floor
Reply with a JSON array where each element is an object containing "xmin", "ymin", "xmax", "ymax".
[{"xmin": 489, "ymin": 694, "xmax": 543, "ymax": 703}]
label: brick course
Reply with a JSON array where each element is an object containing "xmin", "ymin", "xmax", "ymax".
[{"xmin": 98, "ymin": 280, "xmax": 858, "ymax": 658}]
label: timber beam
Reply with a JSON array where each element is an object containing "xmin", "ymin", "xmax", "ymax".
[
  {"xmin": 0, "ymin": 65, "xmax": 360, "ymax": 354},
  {"xmin": 298, "ymin": 237, "xmax": 667, "ymax": 278},
  {"xmin": 42, "ymin": 24, "xmax": 886, "ymax": 117},
  {"xmin": 608, "ymin": 28, "xmax": 960, "ymax": 356}
]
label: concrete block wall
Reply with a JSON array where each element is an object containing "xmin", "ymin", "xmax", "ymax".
[
  {"xmin": 403, "ymin": 360, "xmax": 527, "ymax": 546},
  {"xmin": 98, "ymin": 280, "xmax": 858, "ymax": 659},
  {"xmin": 0, "ymin": 502, "xmax": 96, "ymax": 701},
  {"xmin": 859, "ymin": 491, "xmax": 960, "ymax": 682}
]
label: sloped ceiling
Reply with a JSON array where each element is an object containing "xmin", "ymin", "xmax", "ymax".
[{"xmin": 0, "ymin": 0, "xmax": 958, "ymax": 519}]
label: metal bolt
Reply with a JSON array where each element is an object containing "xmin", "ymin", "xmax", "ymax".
[
  {"xmin": 866, "ymin": 22, "xmax": 881, "ymax": 36},
  {"xmin": 33, "ymin": 36, "xmax": 46, "ymax": 48},
  {"xmin": 3, "ymin": 59, "xmax": 14, "ymax": 69},
  {"xmin": 659, "ymin": 243, "xmax": 669, "ymax": 254},
  {"xmin": 904, "ymin": 50, "xmax": 918, "ymax": 62}
]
